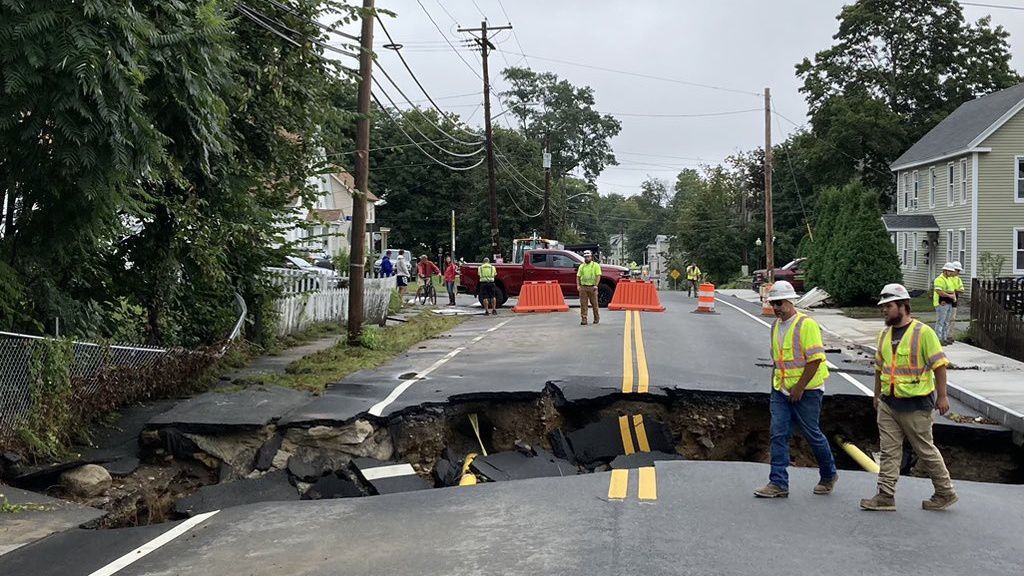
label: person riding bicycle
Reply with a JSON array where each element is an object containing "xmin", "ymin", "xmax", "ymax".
[{"xmin": 417, "ymin": 254, "xmax": 441, "ymax": 290}]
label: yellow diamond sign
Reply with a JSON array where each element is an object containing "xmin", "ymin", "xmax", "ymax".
[{"xmin": 670, "ymin": 269, "xmax": 681, "ymax": 280}]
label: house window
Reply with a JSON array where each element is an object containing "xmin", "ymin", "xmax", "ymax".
[
  {"xmin": 958, "ymin": 229, "xmax": 966, "ymax": 267},
  {"xmin": 1017, "ymin": 157, "xmax": 1024, "ymax": 202},
  {"xmin": 890, "ymin": 233, "xmax": 896, "ymax": 245},
  {"xmin": 912, "ymin": 232, "xmax": 919, "ymax": 269},
  {"xmin": 947, "ymin": 230, "xmax": 954, "ymax": 265},
  {"xmin": 912, "ymin": 171, "xmax": 919, "ymax": 209},
  {"xmin": 929, "ymin": 168, "xmax": 936, "ymax": 208},
  {"xmin": 901, "ymin": 233, "xmax": 908, "ymax": 266},
  {"xmin": 947, "ymin": 163, "xmax": 955, "ymax": 206},
  {"xmin": 960, "ymin": 159, "xmax": 969, "ymax": 204},
  {"xmin": 902, "ymin": 173, "xmax": 910, "ymax": 211},
  {"xmin": 1016, "ymin": 228, "xmax": 1024, "ymax": 273}
]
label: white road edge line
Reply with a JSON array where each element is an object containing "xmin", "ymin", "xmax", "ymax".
[
  {"xmin": 87, "ymin": 510, "xmax": 219, "ymax": 576},
  {"xmin": 368, "ymin": 319, "xmax": 513, "ymax": 416},
  {"xmin": 715, "ymin": 296, "xmax": 873, "ymax": 396},
  {"xmin": 360, "ymin": 463, "xmax": 417, "ymax": 480}
]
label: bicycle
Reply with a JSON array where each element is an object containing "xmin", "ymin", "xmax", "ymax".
[{"xmin": 416, "ymin": 275, "xmax": 437, "ymax": 306}]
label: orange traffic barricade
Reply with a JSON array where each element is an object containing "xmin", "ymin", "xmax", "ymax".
[
  {"xmin": 513, "ymin": 281, "xmax": 569, "ymax": 313},
  {"xmin": 609, "ymin": 280, "xmax": 665, "ymax": 312},
  {"xmin": 694, "ymin": 282, "xmax": 717, "ymax": 314},
  {"xmin": 760, "ymin": 283, "xmax": 775, "ymax": 316}
]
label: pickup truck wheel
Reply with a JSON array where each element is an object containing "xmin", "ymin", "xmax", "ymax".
[
  {"xmin": 477, "ymin": 284, "xmax": 507, "ymax": 308},
  {"xmin": 598, "ymin": 283, "xmax": 614, "ymax": 308}
]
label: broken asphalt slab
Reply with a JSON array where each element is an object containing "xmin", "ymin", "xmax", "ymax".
[
  {"xmin": 0, "ymin": 484, "xmax": 106, "ymax": 556},
  {"xmin": 610, "ymin": 451, "xmax": 686, "ymax": 469},
  {"xmin": 301, "ymin": 474, "xmax": 362, "ymax": 500},
  {"xmin": 469, "ymin": 449, "xmax": 577, "ymax": 482},
  {"xmin": 351, "ymin": 457, "xmax": 431, "ymax": 495},
  {"xmin": 552, "ymin": 414, "xmax": 675, "ymax": 466},
  {"xmin": 148, "ymin": 386, "xmax": 311, "ymax": 433},
  {"xmin": 173, "ymin": 470, "xmax": 298, "ymax": 517}
]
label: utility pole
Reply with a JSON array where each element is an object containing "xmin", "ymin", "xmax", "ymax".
[
  {"xmin": 763, "ymin": 87, "xmax": 775, "ymax": 283},
  {"xmin": 459, "ymin": 21, "xmax": 512, "ymax": 260},
  {"xmin": 543, "ymin": 131, "xmax": 552, "ymax": 238},
  {"xmin": 347, "ymin": 0, "xmax": 375, "ymax": 345}
]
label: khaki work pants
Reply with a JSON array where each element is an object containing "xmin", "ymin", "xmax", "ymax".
[
  {"xmin": 876, "ymin": 400, "xmax": 955, "ymax": 497},
  {"xmin": 580, "ymin": 285, "xmax": 599, "ymax": 323}
]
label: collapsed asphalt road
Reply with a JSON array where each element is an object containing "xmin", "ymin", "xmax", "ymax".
[{"xmin": 3, "ymin": 291, "xmax": 1021, "ymax": 575}]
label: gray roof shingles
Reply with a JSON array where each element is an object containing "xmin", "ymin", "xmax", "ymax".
[
  {"xmin": 881, "ymin": 214, "xmax": 940, "ymax": 231},
  {"xmin": 891, "ymin": 83, "xmax": 1024, "ymax": 170}
]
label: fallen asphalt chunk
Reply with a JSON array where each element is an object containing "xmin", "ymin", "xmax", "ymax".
[
  {"xmin": 174, "ymin": 470, "xmax": 298, "ymax": 517},
  {"xmin": 610, "ymin": 451, "xmax": 686, "ymax": 469},
  {"xmin": 553, "ymin": 414, "xmax": 675, "ymax": 466},
  {"xmin": 287, "ymin": 454, "xmax": 334, "ymax": 482},
  {"xmin": 351, "ymin": 457, "xmax": 431, "ymax": 495},
  {"xmin": 469, "ymin": 449, "xmax": 577, "ymax": 482},
  {"xmin": 301, "ymin": 474, "xmax": 363, "ymax": 500},
  {"xmin": 253, "ymin": 433, "xmax": 284, "ymax": 472},
  {"xmin": 148, "ymin": 385, "xmax": 311, "ymax": 433}
]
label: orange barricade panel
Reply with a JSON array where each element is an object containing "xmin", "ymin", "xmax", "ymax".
[
  {"xmin": 513, "ymin": 281, "xmax": 569, "ymax": 313},
  {"xmin": 608, "ymin": 280, "xmax": 666, "ymax": 312}
]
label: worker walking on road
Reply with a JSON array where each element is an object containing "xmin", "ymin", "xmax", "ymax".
[
  {"xmin": 861, "ymin": 284, "xmax": 958, "ymax": 512},
  {"xmin": 578, "ymin": 250, "xmax": 602, "ymax": 326},
  {"xmin": 478, "ymin": 258, "xmax": 498, "ymax": 316},
  {"xmin": 685, "ymin": 262, "xmax": 702, "ymax": 297},
  {"xmin": 933, "ymin": 263, "xmax": 958, "ymax": 345},
  {"xmin": 948, "ymin": 261, "xmax": 966, "ymax": 345},
  {"xmin": 754, "ymin": 280, "xmax": 838, "ymax": 499}
]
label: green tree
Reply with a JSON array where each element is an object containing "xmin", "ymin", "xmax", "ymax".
[
  {"xmin": 672, "ymin": 167, "xmax": 744, "ymax": 284},
  {"xmin": 806, "ymin": 182, "xmax": 902, "ymax": 305}
]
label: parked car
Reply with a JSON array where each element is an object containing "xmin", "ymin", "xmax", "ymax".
[
  {"xmin": 459, "ymin": 249, "xmax": 628, "ymax": 307},
  {"xmin": 283, "ymin": 255, "xmax": 340, "ymax": 289},
  {"xmin": 752, "ymin": 258, "xmax": 807, "ymax": 293}
]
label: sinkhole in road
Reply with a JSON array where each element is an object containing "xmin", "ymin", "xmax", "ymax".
[{"xmin": 70, "ymin": 387, "xmax": 1024, "ymax": 529}]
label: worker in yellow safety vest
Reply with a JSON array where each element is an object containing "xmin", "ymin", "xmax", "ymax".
[
  {"xmin": 860, "ymin": 283, "xmax": 957, "ymax": 512},
  {"xmin": 577, "ymin": 250, "xmax": 602, "ymax": 326},
  {"xmin": 947, "ymin": 261, "xmax": 966, "ymax": 345},
  {"xmin": 478, "ymin": 258, "xmax": 498, "ymax": 316},
  {"xmin": 754, "ymin": 281, "xmax": 838, "ymax": 499},
  {"xmin": 933, "ymin": 263, "xmax": 958, "ymax": 345},
  {"xmin": 685, "ymin": 262, "xmax": 702, "ymax": 297}
]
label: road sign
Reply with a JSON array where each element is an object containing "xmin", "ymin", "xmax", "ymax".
[{"xmin": 670, "ymin": 269, "xmax": 681, "ymax": 280}]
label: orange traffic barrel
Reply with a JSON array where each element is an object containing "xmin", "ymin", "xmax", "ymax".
[
  {"xmin": 513, "ymin": 281, "xmax": 569, "ymax": 313},
  {"xmin": 760, "ymin": 283, "xmax": 775, "ymax": 316},
  {"xmin": 694, "ymin": 282, "xmax": 716, "ymax": 313}
]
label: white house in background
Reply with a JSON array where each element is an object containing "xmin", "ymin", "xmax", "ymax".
[
  {"xmin": 608, "ymin": 233, "xmax": 628, "ymax": 265},
  {"xmin": 281, "ymin": 170, "xmax": 378, "ymax": 258},
  {"xmin": 645, "ymin": 235, "xmax": 671, "ymax": 287}
]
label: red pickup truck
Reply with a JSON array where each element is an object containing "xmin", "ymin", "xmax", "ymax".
[{"xmin": 460, "ymin": 249, "xmax": 629, "ymax": 307}]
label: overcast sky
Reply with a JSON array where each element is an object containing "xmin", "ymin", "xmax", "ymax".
[{"xmin": 365, "ymin": 1, "xmax": 1024, "ymax": 196}]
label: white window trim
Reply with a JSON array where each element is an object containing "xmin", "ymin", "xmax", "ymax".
[
  {"xmin": 971, "ymin": 152, "xmax": 979, "ymax": 278},
  {"xmin": 929, "ymin": 167, "xmax": 936, "ymax": 208},
  {"xmin": 947, "ymin": 162, "xmax": 955, "ymax": 206},
  {"xmin": 912, "ymin": 171, "xmax": 919, "ymax": 210},
  {"xmin": 901, "ymin": 233, "xmax": 908, "ymax": 266},
  {"xmin": 947, "ymin": 230, "xmax": 954, "ymax": 265},
  {"xmin": 1015, "ymin": 228, "xmax": 1024, "ymax": 274},
  {"xmin": 959, "ymin": 159, "xmax": 968, "ymax": 205},
  {"xmin": 1016, "ymin": 156, "xmax": 1024, "ymax": 204},
  {"xmin": 958, "ymin": 228, "xmax": 967, "ymax": 269},
  {"xmin": 912, "ymin": 232, "xmax": 919, "ymax": 270}
]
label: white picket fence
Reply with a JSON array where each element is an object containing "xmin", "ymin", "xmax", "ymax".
[
  {"xmin": 274, "ymin": 276, "xmax": 395, "ymax": 336},
  {"xmin": 265, "ymin": 266, "xmax": 340, "ymax": 294}
]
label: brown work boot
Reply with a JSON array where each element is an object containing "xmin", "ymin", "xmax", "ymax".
[
  {"xmin": 753, "ymin": 483, "xmax": 789, "ymax": 498},
  {"xmin": 580, "ymin": 320, "xmax": 587, "ymax": 325},
  {"xmin": 922, "ymin": 492, "xmax": 959, "ymax": 511},
  {"xmin": 859, "ymin": 492, "xmax": 896, "ymax": 511},
  {"xmin": 813, "ymin": 474, "xmax": 838, "ymax": 495}
]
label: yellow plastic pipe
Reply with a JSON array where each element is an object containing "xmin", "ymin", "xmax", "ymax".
[
  {"xmin": 835, "ymin": 435, "xmax": 880, "ymax": 474},
  {"xmin": 458, "ymin": 453, "xmax": 478, "ymax": 486}
]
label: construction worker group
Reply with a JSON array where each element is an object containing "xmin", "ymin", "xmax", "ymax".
[{"xmin": 755, "ymin": 280, "xmax": 958, "ymax": 511}]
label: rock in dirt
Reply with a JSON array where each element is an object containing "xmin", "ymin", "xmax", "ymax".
[
  {"xmin": 253, "ymin": 433, "xmax": 284, "ymax": 472},
  {"xmin": 302, "ymin": 474, "xmax": 363, "ymax": 500},
  {"xmin": 287, "ymin": 454, "xmax": 333, "ymax": 482},
  {"xmin": 281, "ymin": 421, "xmax": 394, "ymax": 473},
  {"xmin": 185, "ymin": 427, "xmax": 274, "ymax": 480},
  {"xmin": 174, "ymin": 470, "xmax": 298, "ymax": 517},
  {"xmin": 61, "ymin": 464, "xmax": 112, "ymax": 498}
]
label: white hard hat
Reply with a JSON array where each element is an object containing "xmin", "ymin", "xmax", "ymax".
[
  {"xmin": 583, "ymin": 250, "xmax": 592, "ymax": 257},
  {"xmin": 766, "ymin": 280, "xmax": 799, "ymax": 302},
  {"xmin": 952, "ymin": 261, "xmax": 964, "ymax": 272},
  {"xmin": 878, "ymin": 283, "xmax": 911, "ymax": 305},
  {"xmin": 942, "ymin": 262, "xmax": 957, "ymax": 272}
]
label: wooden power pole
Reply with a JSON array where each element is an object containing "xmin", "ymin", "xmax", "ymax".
[
  {"xmin": 459, "ymin": 21, "xmax": 511, "ymax": 260},
  {"xmin": 347, "ymin": 0, "xmax": 375, "ymax": 345},
  {"xmin": 543, "ymin": 131, "xmax": 552, "ymax": 238},
  {"xmin": 763, "ymin": 87, "xmax": 775, "ymax": 283}
]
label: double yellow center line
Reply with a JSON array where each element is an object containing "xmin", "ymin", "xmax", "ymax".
[
  {"xmin": 607, "ymin": 414, "xmax": 657, "ymax": 501},
  {"xmin": 622, "ymin": 310, "xmax": 650, "ymax": 394}
]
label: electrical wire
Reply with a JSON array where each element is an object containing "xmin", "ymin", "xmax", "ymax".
[
  {"xmin": 238, "ymin": 3, "xmax": 358, "ymax": 59},
  {"xmin": 494, "ymin": 154, "xmax": 546, "ymax": 198},
  {"xmin": 258, "ymin": 0, "xmax": 360, "ymax": 41},
  {"xmin": 418, "ymin": 0, "xmax": 484, "ymax": 81},
  {"xmin": 773, "ymin": 109, "xmax": 895, "ymax": 179},
  {"xmin": 374, "ymin": 60, "xmax": 483, "ymax": 146},
  {"xmin": 608, "ymin": 108, "xmax": 763, "ymax": 118},
  {"xmin": 494, "ymin": 0, "xmax": 531, "ymax": 69},
  {"xmin": 373, "ymin": 78, "xmax": 485, "ymax": 158},
  {"xmin": 774, "ymin": 110, "xmax": 813, "ymax": 240},
  {"xmin": 372, "ymin": 92, "xmax": 486, "ymax": 172},
  {"xmin": 959, "ymin": 1, "xmax": 1024, "ymax": 10}
]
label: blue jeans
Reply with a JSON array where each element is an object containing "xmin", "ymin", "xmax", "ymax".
[
  {"xmin": 769, "ymin": 389, "xmax": 837, "ymax": 490},
  {"xmin": 935, "ymin": 303, "xmax": 953, "ymax": 342}
]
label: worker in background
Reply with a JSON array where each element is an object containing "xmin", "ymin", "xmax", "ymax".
[
  {"xmin": 754, "ymin": 280, "xmax": 837, "ymax": 499},
  {"xmin": 629, "ymin": 260, "xmax": 640, "ymax": 279},
  {"xmin": 948, "ymin": 261, "xmax": 966, "ymax": 345},
  {"xmin": 577, "ymin": 250, "xmax": 602, "ymax": 326},
  {"xmin": 443, "ymin": 255, "xmax": 458, "ymax": 306},
  {"xmin": 394, "ymin": 250, "xmax": 411, "ymax": 299},
  {"xmin": 380, "ymin": 250, "xmax": 394, "ymax": 278},
  {"xmin": 933, "ymin": 263, "xmax": 958, "ymax": 345},
  {"xmin": 861, "ymin": 283, "xmax": 957, "ymax": 511},
  {"xmin": 478, "ymin": 257, "xmax": 498, "ymax": 316},
  {"xmin": 686, "ymin": 262, "xmax": 702, "ymax": 297}
]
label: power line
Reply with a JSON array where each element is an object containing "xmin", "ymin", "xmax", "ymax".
[
  {"xmin": 773, "ymin": 109, "xmax": 894, "ymax": 179},
  {"xmin": 374, "ymin": 58, "xmax": 483, "ymax": 146},
  {"xmin": 494, "ymin": 0, "xmax": 531, "ymax": 69},
  {"xmin": 373, "ymin": 79, "xmax": 485, "ymax": 158},
  {"xmin": 774, "ymin": 109, "xmax": 812, "ymax": 239},
  {"xmin": 418, "ymin": 0, "xmax": 483, "ymax": 81},
  {"xmin": 257, "ymin": 0, "xmax": 360, "ymax": 42},
  {"xmin": 959, "ymin": 1, "xmax": 1024, "ymax": 10},
  {"xmin": 494, "ymin": 49, "xmax": 763, "ymax": 97},
  {"xmin": 372, "ymin": 92, "xmax": 487, "ymax": 172},
  {"xmin": 616, "ymin": 151, "xmax": 715, "ymax": 162},
  {"xmin": 238, "ymin": 3, "xmax": 358, "ymax": 59},
  {"xmin": 609, "ymin": 108, "xmax": 763, "ymax": 118}
]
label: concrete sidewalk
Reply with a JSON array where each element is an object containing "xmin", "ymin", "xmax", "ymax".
[{"xmin": 717, "ymin": 290, "xmax": 1024, "ymax": 436}]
